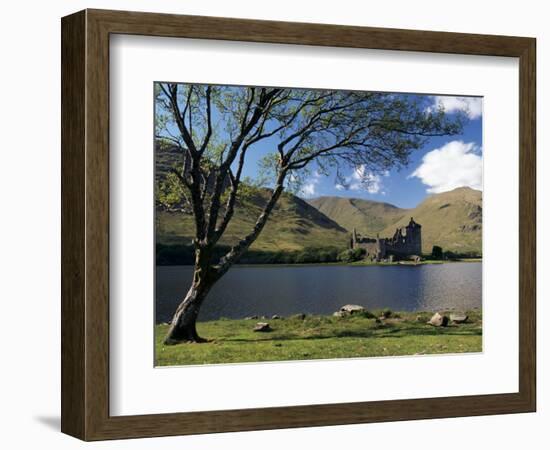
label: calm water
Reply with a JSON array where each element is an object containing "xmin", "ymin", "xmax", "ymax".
[{"xmin": 155, "ymin": 262, "xmax": 482, "ymax": 323}]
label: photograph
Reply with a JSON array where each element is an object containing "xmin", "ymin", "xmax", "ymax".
[{"xmin": 154, "ymin": 82, "xmax": 483, "ymax": 366}]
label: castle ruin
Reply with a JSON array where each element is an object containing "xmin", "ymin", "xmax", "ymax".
[{"xmin": 350, "ymin": 217, "xmax": 422, "ymax": 261}]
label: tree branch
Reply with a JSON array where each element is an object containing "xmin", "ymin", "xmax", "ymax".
[
  {"xmin": 211, "ymin": 147, "xmax": 246, "ymax": 243},
  {"xmin": 213, "ymin": 170, "xmax": 288, "ymax": 278},
  {"xmin": 159, "ymin": 83, "xmax": 199, "ymax": 155},
  {"xmin": 159, "ymin": 83, "xmax": 208, "ymax": 242},
  {"xmin": 204, "ymin": 88, "xmax": 283, "ymax": 241},
  {"xmin": 198, "ymin": 86, "xmax": 213, "ymax": 154}
]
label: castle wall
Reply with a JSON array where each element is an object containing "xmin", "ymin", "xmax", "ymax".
[
  {"xmin": 386, "ymin": 239, "xmax": 420, "ymax": 257},
  {"xmin": 362, "ymin": 242, "xmax": 383, "ymax": 259},
  {"xmin": 351, "ymin": 218, "xmax": 421, "ymax": 260},
  {"xmin": 386, "ymin": 221, "xmax": 421, "ymax": 257}
]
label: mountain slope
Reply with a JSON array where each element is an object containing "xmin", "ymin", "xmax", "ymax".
[
  {"xmin": 308, "ymin": 197, "xmax": 408, "ymax": 237},
  {"xmin": 157, "ymin": 190, "xmax": 350, "ymax": 252},
  {"xmin": 308, "ymin": 187, "xmax": 482, "ymax": 255},
  {"xmin": 155, "ymin": 143, "xmax": 350, "ymax": 254},
  {"xmin": 381, "ymin": 187, "xmax": 482, "ymax": 255}
]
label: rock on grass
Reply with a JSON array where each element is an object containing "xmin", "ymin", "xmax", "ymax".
[
  {"xmin": 253, "ymin": 322, "xmax": 272, "ymax": 332},
  {"xmin": 428, "ymin": 312, "xmax": 449, "ymax": 327},
  {"xmin": 450, "ymin": 313, "xmax": 469, "ymax": 324}
]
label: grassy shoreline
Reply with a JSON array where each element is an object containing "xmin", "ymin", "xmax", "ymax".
[
  {"xmin": 158, "ymin": 258, "xmax": 482, "ymax": 268},
  {"xmin": 155, "ymin": 309, "xmax": 482, "ymax": 366},
  {"xmin": 157, "ymin": 241, "xmax": 481, "ymax": 267},
  {"xmin": 349, "ymin": 258, "xmax": 482, "ymax": 267}
]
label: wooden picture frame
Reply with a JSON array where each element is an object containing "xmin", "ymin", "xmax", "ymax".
[{"xmin": 61, "ymin": 9, "xmax": 536, "ymax": 441}]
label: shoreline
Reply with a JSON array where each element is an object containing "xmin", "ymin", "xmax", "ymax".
[
  {"xmin": 157, "ymin": 258, "xmax": 482, "ymax": 268},
  {"xmin": 159, "ymin": 307, "xmax": 482, "ymax": 325}
]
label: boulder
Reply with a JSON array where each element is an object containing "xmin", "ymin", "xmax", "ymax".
[
  {"xmin": 291, "ymin": 313, "xmax": 306, "ymax": 320},
  {"xmin": 244, "ymin": 315, "xmax": 258, "ymax": 320},
  {"xmin": 333, "ymin": 311, "xmax": 345, "ymax": 318},
  {"xmin": 428, "ymin": 312, "xmax": 449, "ymax": 327},
  {"xmin": 339, "ymin": 304, "xmax": 365, "ymax": 314},
  {"xmin": 271, "ymin": 314, "xmax": 281, "ymax": 320},
  {"xmin": 253, "ymin": 322, "xmax": 272, "ymax": 332},
  {"xmin": 450, "ymin": 313, "xmax": 469, "ymax": 324}
]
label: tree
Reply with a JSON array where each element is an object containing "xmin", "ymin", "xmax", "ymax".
[
  {"xmin": 431, "ymin": 245, "xmax": 443, "ymax": 260},
  {"xmin": 155, "ymin": 83, "xmax": 463, "ymax": 344},
  {"xmin": 338, "ymin": 248, "xmax": 365, "ymax": 263}
]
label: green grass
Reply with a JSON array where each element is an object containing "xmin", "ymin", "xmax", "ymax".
[
  {"xmin": 349, "ymin": 259, "xmax": 442, "ymax": 266},
  {"xmin": 155, "ymin": 310, "xmax": 482, "ymax": 366},
  {"xmin": 348, "ymin": 258, "xmax": 481, "ymax": 267}
]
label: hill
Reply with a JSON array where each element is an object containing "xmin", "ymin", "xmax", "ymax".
[
  {"xmin": 381, "ymin": 187, "xmax": 482, "ymax": 255},
  {"xmin": 308, "ymin": 196, "xmax": 407, "ymax": 236},
  {"xmin": 155, "ymin": 143, "xmax": 351, "ymax": 264},
  {"xmin": 157, "ymin": 189, "xmax": 350, "ymax": 254},
  {"xmin": 308, "ymin": 187, "xmax": 482, "ymax": 255}
]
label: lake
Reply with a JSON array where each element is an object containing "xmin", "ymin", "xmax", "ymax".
[{"xmin": 155, "ymin": 262, "xmax": 482, "ymax": 323}]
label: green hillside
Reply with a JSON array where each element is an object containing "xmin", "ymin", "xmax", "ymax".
[
  {"xmin": 308, "ymin": 196, "xmax": 407, "ymax": 236},
  {"xmin": 157, "ymin": 190, "xmax": 349, "ymax": 253},
  {"xmin": 155, "ymin": 143, "xmax": 351, "ymax": 264},
  {"xmin": 381, "ymin": 187, "xmax": 482, "ymax": 255},
  {"xmin": 155, "ymin": 143, "xmax": 481, "ymax": 259},
  {"xmin": 309, "ymin": 187, "xmax": 482, "ymax": 256}
]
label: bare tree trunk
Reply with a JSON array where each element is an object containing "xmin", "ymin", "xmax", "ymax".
[
  {"xmin": 164, "ymin": 256, "xmax": 214, "ymax": 344},
  {"xmin": 164, "ymin": 177, "xmax": 286, "ymax": 345},
  {"xmin": 163, "ymin": 284, "xmax": 210, "ymax": 344}
]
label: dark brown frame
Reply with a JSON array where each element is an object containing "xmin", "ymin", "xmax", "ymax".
[{"xmin": 61, "ymin": 9, "xmax": 536, "ymax": 441}]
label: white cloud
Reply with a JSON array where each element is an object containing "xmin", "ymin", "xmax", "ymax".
[
  {"xmin": 301, "ymin": 182, "xmax": 317, "ymax": 197},
  {"xmin": 429, "ymin": 96, "xmax": 482, "ymax": 120},
  {"xmin": 299, "ymin": 170, "xmax": 323, "ymax": 198},
  {"xmin": 410, "ymin": 140, "xmax": 482, "ymax": 193},
  {"xmin": 335, "ymin": 184, "xmax": 345, "ymax": 191},
  {"xmin": 345, "ymin": 165, "xmax": 388, "ymax": 194}
]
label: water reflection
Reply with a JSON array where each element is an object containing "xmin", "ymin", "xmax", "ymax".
[{"xmin": 155, "ymin": 263, "xmax": 482, "ymax": 323}]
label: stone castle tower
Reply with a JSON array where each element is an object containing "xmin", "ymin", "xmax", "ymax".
[{"xmin": 351, "ymin": 217, "xmax": 422, "ymax": 261}]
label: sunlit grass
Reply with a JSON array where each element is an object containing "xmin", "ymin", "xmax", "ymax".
[{"xmin": 155, "ymin": 310, "xmax": 482, "ymax": 366}]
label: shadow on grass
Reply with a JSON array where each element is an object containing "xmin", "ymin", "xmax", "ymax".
[{"xmin": 219, "ymin": 324, "xmax": 482, "ymax": 343}]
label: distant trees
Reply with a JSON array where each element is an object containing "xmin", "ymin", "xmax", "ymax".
[
  {"xmin": 156, "ymin": 244, "xmax": 342, "ymax": 266},
  {"xmin": 337, "ymin": 248, "xmax": 366, "ymax": 263},
  {"xmin": 430, "ymin": 245, "xmax": 481, "ymax": 260},
  {"xmin": 431, "ymin": 245, "xmax": 443, "ymax": 260},
  {"xmin": 155, "ymin": 83, "xmax": 464, "ymax": 344}
]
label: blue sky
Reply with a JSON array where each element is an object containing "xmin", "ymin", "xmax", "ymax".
[
  {"xmin": 241, "ymin": 95, "xmax": 483, "ymax": 209},
  {"xmin": 158, "ymin": 87, "xmax": 482, "ymax": 210}
]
